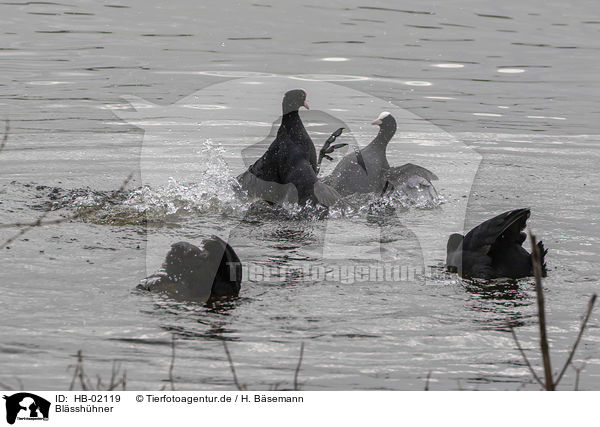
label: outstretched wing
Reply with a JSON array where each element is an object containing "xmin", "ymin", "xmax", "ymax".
[
  {"xmin": 313, "ymin": 180, "xmax": 343, "ymax": 207},
  {"xmin": 236, "ymin": 168, "xmax": 298, "ymax": 204},
  {"xmin": 463, "ymin": 208, "xmax": 530, "ymax": 254},
  {"xmin": 386, "ymin": 163, "xmax": 438, "ymax": 183}
]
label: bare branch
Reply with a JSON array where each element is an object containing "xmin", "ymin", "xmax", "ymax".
[
  {"xmin": 529, "ymin": 231, "xmax": 554, "ymax": 390},
  {"xmin": 554, "ymin": 294, "xmax": 597, "ymax": 386},
  {"xmin": 509, "ymin": 326, "xmax": 544, "ymax": 388},
  {"xmin": 107, "ymin": 360, "xmax": 126, "ymax": 391},
  {"xmin": 168, "ymin": 334, "xmax": 176, "ymax": 391},
  {"xmin": 67, "ymin": 350, "xmax": 125, "ymax": 391},
  {"xmin": 1, "ymin": 209, "xmax": 53, "ymax": 249},
  {"xmin": 0, "ymin": 381, "xmax": 14, "ymax": 390},
  {"xmin": 109, "ymin": 361, "xmax": 117, "ymax": 390},
  {"xmin": 293, "ymin": 342, "xmax": 304, "ymax": 391},
  {"xmin": 571, "ymin": 360, "xmax": 588, "ymax": 391},
  {"xmin": 222, "ymin": 341, "xmax": 244, "ymax": 391},
  {"xmin": 509, "ymin": 231, "xmax": 595, "ymax": 391},
  {"xmin": 0, "ymin": 377, "xmax": 23, "ymax": 391},
  {"xmin": 69, "ymin": 350, "xmax": 91, "ymax": 391},
  {"xmin": 0, "ymin": 119, "xmax": 8, "ymax": 153},
  {"xmin": 68, "ymin": 351, "xmax": 83, "ymax": 391},
  {"xmin": 1, "ymin": 173, "xmax": 134, "ymax": 249}
]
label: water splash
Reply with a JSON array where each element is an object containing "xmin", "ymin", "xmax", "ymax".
[
  {"xmin": 26, "ymin": 138, "xmax": 441, "ymax": 225},
  {"xmin": 28, "ymin": 140, "xmax": 248, "ymax": 225},
  {"xmin": 115, "ymin": 139, "xmax": 248, "ymax": 222}
]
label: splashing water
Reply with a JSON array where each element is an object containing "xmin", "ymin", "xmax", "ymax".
[
  {"xmin": 51, "ymin": 140, "xmax": 249, "ymax": 224},
  {"xmin": 27, "ymin": 139, "xmax": 441, "ymax": 225},
  {"xmin": 117, "ymin": 140, "xmax": 248, "ymax": 222}
]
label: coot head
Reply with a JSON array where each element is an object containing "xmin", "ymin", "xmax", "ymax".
[
  {"xmin": 282, "ymin": 89, "xmax": 309, "ymax": 114},
  {"xmin": 371, "ymin": 111, "xmax": 397, "ymax": 136}
]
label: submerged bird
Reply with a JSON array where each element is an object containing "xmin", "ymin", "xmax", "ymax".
[
  {"xmin": 323, "ymin": 112, "xmax": 438, "ymax": 200},
  {"xmin": 446, "ymin": 208, "xmax": 548, "ymax": 279},
  {"xmin": 137, "ymin": 236, "xmax": 242, "ymax": 303},
  {"xmin": 237, "ymin": 89, "xmax": 344, "ymax": 207}
]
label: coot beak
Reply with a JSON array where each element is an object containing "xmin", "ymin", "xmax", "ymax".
[
  {"xmin": 304, "ymin": 101, "xmax": 310, "ymax": 110},
  {"xmin": 371, "ymin": 118, "xmax": 382, "ymax": 125}
]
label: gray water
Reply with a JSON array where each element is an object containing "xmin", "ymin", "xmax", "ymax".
[{"xmin": 1, "ymin": 0, "xmax": 599, "ymax": 391}]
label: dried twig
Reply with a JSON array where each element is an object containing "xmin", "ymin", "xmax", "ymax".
[
  {"xmin": 424, "ymin": 371, "xmax": 431, "ymax": 391},
  {"xmin": 78, "ymin": 351, "xmax": 90, "ymax": 390},
  {"xmin": 510, "ymin": 232, "xmax": 596, "ymax": 391},
  {"xmin": 0, "ymin": 119, "xmax": 8, "ymax": 153},
  {"xmin": 1, "ymin": 210, "xmax": 54, "ymax": 249},
  {"xmin": 68, "ymin": 350, "xmax": 90, "ymax": 391},
  {"xmin": 108, "ymin": 360, "xmax": 126, "ymax": 391},
  {"xmin": 222, "ymin": 341, "xmax": 307, "ymax": 390},
  {"xmin": 109, "ymin": 362, "xmax": 119, "ymax": 390},
  {"xmin": 293, "ymin": 342, "xmax": 304, "ymax": 391},
  {"xmin": 554, "ymin": 294, "xmax": 597, "ymax": 386},
  {"xmin": 68, "ymin": 350, "xmax": 126, "ymax": 391},
  {"xmin": 0, "ymin": 116, "xmax": 134, "ymax": 249},
  {"xmin": 68, "ymin": 364, "xmax": 77, "ymax": 391},
  {"xmin": 571, "ymin": 360, "xmax": 588, "ymax": 391},
  {"xmin": 222, "ymin": 341, "xmax": 244, "ymax": 391},
  {"xmin": 0, "ymin": 377, "xmax": 23, "ymax": 391},
  {"xmin": 168, "ymin": 335, "xmax": 176, "ymax": 391},
  {"xmin": 0, "ymin": 173, "xmax": 134, "ymax": 249},
  {"xmin": 509, "ymin": 326, "xmax": 544, "ymax": 388},
  {"xmin": 529, "ymin": 232, "xmax": 554, "ymax": 390}
]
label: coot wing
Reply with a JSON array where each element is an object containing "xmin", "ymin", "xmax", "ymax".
[
  {"xmin": 386, "ymin": 163, "xmax": 439, "ymax": 183},
  {"xmin": 203, "ymin": 235, "xmax": 242, "ymax": 298},
  {"xmin": 463, "ymin": 208, "xmax": 530, "ymax": 254}
]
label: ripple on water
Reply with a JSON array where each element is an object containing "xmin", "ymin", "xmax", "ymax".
[
  {"xmin": 320, "ymin": 57, "xmax": 350, "ymax": 62},
  {"xmin": 289, "ymin": 74, "xmax": 370, "ymax": 82},
  {"xmin": 425, "ymin": 96, "xmax": 455, "ymax": 100},
  {"xmin": 527, "ymin": 115, "xmax": 566, "ymax": 120},
  {"xmin": 497, "ymin": 68, "xmax": 526, "ymax": 73},
  {"xmin": 403, "ymin": 81, "xmax": 432, "ymax": 86},
  {"xmin": 180, "ymin": 104, "xmax": 229, "ymax": 110},
  {"xmin": 196, "ymin": 71, "xmax": 277, "ymax": 78},
  {"xmin": 27, "ymin": 81, "xmax": 72, "ymax": 85},
  {"xmin": 431, "ymin": 63, "xmax": 465, "ymax": 68}
]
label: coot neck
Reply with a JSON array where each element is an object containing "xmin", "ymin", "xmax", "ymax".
[
  {"xmin": 373, "ymin": 123, "xmax": 396, "ymax": 146},
  {"xmin": 279, "ymin": 110, "xmax": 307, "ymax": 140}
]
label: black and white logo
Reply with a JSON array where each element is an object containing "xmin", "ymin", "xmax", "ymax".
[{"xmin": 3, "ymin": 393, "xmax": 50, "ymax": 425}]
